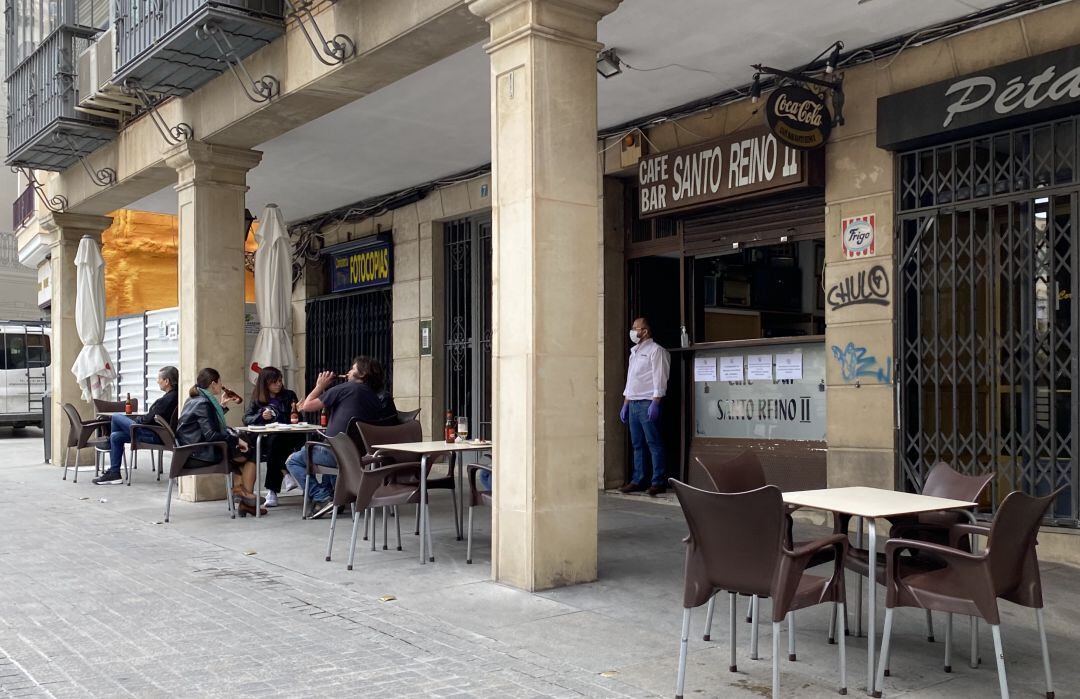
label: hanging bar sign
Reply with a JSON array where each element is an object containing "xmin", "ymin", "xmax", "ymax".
[{"xmin": 765, "ymin": 85, "xmax": 832, "ymax": 150}]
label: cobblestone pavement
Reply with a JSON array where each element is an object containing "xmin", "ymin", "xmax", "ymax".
[{"xmin": 2, "ymin": 430, "xmax": 1078, "ymax": 698}]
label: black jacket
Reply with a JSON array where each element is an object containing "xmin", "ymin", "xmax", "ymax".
[
  {"xmin": 242, "ymin": 389, "xmax": 299, "ymax": 426},
  {"xmin": 176, "ymin": 392, "xmax": 237, "ymax": 463},
  {"xmin": 136, "ymin": 388, "xmax": 179, "ymax": 428}
]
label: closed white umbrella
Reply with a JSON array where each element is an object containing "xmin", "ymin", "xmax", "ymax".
[
  {"xmin": 71, "ymin": 235, "xmax": 116, "ymax": 400},
  {"xmin": 249, "ymin": 204, "xmax": 295, "ymax": 383}
]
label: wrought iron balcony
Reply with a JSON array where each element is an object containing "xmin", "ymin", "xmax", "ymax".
[
  {"xmin": 114, "ymin": 0, "xmax": 285, "ymax": 100},
  {"xmin": 5, "ymin": 28, "xmax": 118, "ymax": 171}
]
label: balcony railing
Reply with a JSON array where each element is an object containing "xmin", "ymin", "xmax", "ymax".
[
  {"xmin": 5, "ymin": 0, "xmax": 109, "ymax": 77},
  {"xmin": 114, "ymin": 0, "xmax": 284, "ymax": 97},
  {"xmin": 5, "ymin": 28, "xmax": 117, "ymax": 171},
  {"xmin": 13, "ymin": 184, "xmax": 35, "ymax": 229}
]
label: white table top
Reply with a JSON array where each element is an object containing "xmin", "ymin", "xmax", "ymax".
[
  {"xmin": 783, "ymin": 486, "xmax": 976, "ymax": 518},
  {"xmin": 371, "ymin": 440, "xmax": 492, "ymax": 454},
  {"xmin": 238, "ymin": 424, "xmax": 323, "ymax": 433}
]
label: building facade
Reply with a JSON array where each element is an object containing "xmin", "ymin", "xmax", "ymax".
[{"xmin": 10, "ymin": 0, "xmax": 1080, "ymax": 588}]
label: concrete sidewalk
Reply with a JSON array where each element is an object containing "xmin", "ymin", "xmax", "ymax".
[{"xmin": 0, "ymin": 429, "xmax": 1075, "ymax": 698}]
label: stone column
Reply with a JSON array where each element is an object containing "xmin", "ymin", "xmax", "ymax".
[
  {"xmin": 164, "ymin": 142, "xmax": 262, "ymax": 412},
  {"xmin": 469, "ymin": 0, "xmax": 620, "ymax": 590},
  {"xmin": 165, "ymin": 142, "xmax": 261, "ymax": 501},
  {"xmin": 39, "ymin": 213, "xmax": 114, "ymax": 466}
]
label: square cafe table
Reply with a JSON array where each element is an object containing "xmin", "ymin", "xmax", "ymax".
[
  {"xmin": 370, "ymin": 440, "xmax": 493, "ymax": 564},
  {"xmin": 238, "ymin": 423, "xmax": 325, "ymax": 518},
  {"xmin": 782, "ymin": 486, "xmax": 978, "ymax": 696}
]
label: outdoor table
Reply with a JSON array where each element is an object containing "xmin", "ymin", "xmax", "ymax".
[
  {"xmin": 237, "ymin": 423, "xmax": 324, "ymax": 519},
  {"xmin": 97, "ymin": 411, "xmax": 148, "ymax": 417},
  {"xmin": 370, "ymin": 440, "xmax": 493, "ymax": 564},
  {"xmin": 782, "ymin": 486, "xmax": 977, "ymax": 696}
]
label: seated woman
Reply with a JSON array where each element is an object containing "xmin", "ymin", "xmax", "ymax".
[
  {"xmin": 176, "ymin": 367, "xmax": 265, "ymax": 516},
  {"xmin": 243, "ymin": 366, "xmax": 304, "ymax": 507}
]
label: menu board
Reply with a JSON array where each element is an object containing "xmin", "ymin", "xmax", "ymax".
[{"xmin": 693, "ymin": 342, "xmax": 826, "ymax": 441}]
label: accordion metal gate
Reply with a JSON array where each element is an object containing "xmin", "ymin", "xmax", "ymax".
[
  {"xmin": 896, "ymin": 115, "xmax": 1079, "ymax": 525},
  {"xmin": 305, "ymin": 289, "xmax": 393, "ymax": 395},
  {"xmin": 443, "ymin": 216, "xmax": 492, "ymax": 441}
]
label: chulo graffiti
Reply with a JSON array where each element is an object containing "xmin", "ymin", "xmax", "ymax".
[
  {"xmin": 827, "ymin": 265, "xmax": 890, "ymax": 310},
  {"xmin": 831, "ymin": 342, "xmax": 892, "ymax": 383}
]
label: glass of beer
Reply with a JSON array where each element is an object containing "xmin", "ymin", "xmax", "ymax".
[{"xmin": 457, "ymin": 416, "xmax": 469, "ymax": 441}]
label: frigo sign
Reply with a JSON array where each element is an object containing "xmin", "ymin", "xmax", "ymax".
[
  {"xmin": 878, "ymin": 46, "xmax": 1080, "ymax": 150},
  {"xmin": 765, "ymin": 85, "xmax": 832, "ymax": 150},
  {"xmin": 327, "ymin": 237, "xmax": 393, "ymax": 293},
  {"xmin": 637, "ymin": 125, "xmax": 817, "ymax": 217}
]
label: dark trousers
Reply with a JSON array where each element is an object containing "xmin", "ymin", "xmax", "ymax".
[{"xmin": 261, "ymin": 434, "xmax": 305, "ymax": 492}]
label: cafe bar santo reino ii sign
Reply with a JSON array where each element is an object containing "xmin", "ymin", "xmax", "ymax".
[{"xmin": 638, "ymin": 125, "xmax": 820, "ymax": 217}]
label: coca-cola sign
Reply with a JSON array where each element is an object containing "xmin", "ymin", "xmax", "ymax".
[
  {"xmin": 878, "ymin": 46, "xmax": 1080, "ymax": 150},
  {"xmin": 765, "ymin": 85, "xmax": 832, "ymax": 150}
]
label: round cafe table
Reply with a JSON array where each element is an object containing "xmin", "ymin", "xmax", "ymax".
[{"xmin": 237, "ymin": 423, "xmax": 325, "ymax": 518}]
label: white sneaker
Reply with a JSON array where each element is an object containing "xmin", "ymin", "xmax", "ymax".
[
  {"xmin": 281, "ymin": 474, "xmax": 300, "ymax": 493},
  {"xmin": 265, "ymin": 490, "xmax": 279, "ymax": 507}
]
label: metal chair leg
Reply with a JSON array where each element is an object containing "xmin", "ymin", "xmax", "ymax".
[
  {"xmin": 703, "ymin": 593, "xmax": 716, "ymax": 641},
  {"xmin": 371, "ymin": 509, "xmax": 377, "ymax": 551},
  {"xmin": 425, "ymin": 504, "xmax": 434, "ymax": 562},
  {"xmin": 1036, "ymin": 608, "xmax": 1054, "ymax": 699},
  {"xmin": 164, "ymin": 477, "xmax": 174, "ymax": 522},
  {"xmin": 746, "ymin": 595, "xmax": 753, "ymax": 623},
  {"xmin": 466, "ymin": 506, "xmax": 475, "ymax": 564},
  {"xmin": 828, "ymin": 601, "xmax": 837, "ymax": 644},
  {"xmin": 226, "ymin": 473, "xmax": 235, "ymax": 518},
  {"xmin": 837, "ymin": 600, "xmax": 848, "ymax": 695},
  {"xmin": 925, "ymin": 610, "xmax": 935, "ymax": 642},
  {"xmin": 382, "ymin": 507, "xmax": 389, "ymax": 550},
  {"xmin": 990, "ymin": 624, "xmax": 1010, "ymax": 699},
  {"xmin": 675, "ymin": 608, "xmax": 691, "ymax": 699},
  {"xmin": 873, "ymin": 609, "xmax": 894, "ymax": 698},
  {"xmin": 750, "ymin": 595, "xmax": 760, "ymax": 660},
  {"xmin": 325, "ymin": 506, "xmax": 338, "ymax": 561},
  {"xmin": 451, "ymin": 484, "xmax": 462, "ymax": 541},
  {"xmin": 945, "ymin": 612, "xmax": 953, "ymax": 673},
  {"xmin": 395, "ymin": 505, "xmax": 402, "ymax": 551},
  {"xmin": 771, "ymin": 621, "xmax": 781, "ymax": 699},
  {"xmin": 971, "ymin": 616, "xmax": 980, "ymax": 668},
  {"xmin": 347, "ymin": 509, "xmax": 362, "ymax": 571},
  {"xmin": 788, "ymin": 612, "xmax": 797, "ymax": 661},
  {"xmin": 728, "ymin": 593, "xmax": 737, "ymax": 672},
  {"xmin": 363, "ymin": 508, "xmax": 369, "ymax": 540},
  {"xmin": 301, "ymin": 475, "xmax": 310, "ymax": 520},
  {"xmin": 73, "ymin": 448, "xmax": 79, "ymax": 483},
  {"xmin": 415, "ymin": 503, "xmax": 420, "ymax": 535}
]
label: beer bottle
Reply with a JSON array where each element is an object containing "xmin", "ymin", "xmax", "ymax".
[
  {"xmin": 444, "ymin": 410, "xmax": 456, "ymax": 443},
  {"xmin": 290, "ymin": 401, "xmax": 300, "ymax": 424},
  {"xmin": 319, "ymin": 407, "xmax": 328, "ymax": 428},
  {"xmin": 124, "ymin": 393, "xmax": 133, "ymax": 415}
]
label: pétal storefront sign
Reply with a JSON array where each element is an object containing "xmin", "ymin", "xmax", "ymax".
[
  {"xmin": 638, "ymin": 125, "xmax": 816, "ymax": 218},
  {"xmin": 878, "ymin": 45, "xmax": 1080, "ymax": 150}
]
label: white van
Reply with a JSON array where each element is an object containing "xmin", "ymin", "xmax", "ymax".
[{"xmin": 0, "ymin": 322, "xmax": 50, "ymax": 429}]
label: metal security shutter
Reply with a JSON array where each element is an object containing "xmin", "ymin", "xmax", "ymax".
[
  {"xmin": 116, "ymin": 315, "xmax": 147, "ymax": 405},
  {"xmin": 145, "ymin": 308, "xmax": 180, "ymax": 405},
  {"xmin": 896, "ymin": 115, "xmax": 1079, "ymax": 526},
  {"xmin": 305, "ymin": 289, "xmax": 393, "ymax": 395}
]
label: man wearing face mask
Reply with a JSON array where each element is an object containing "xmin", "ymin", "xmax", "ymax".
[{"xmin": 618, "ymin": 316, "xmax": 671, "ymax": 496}]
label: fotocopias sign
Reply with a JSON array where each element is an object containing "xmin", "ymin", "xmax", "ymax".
[
  {"xmin": 765, "ymin": 85, "xmax": 833, "ymax": 150},
  {"xmin": 326, "ymin": 237, "xmax": 393, "ymax": 293}
]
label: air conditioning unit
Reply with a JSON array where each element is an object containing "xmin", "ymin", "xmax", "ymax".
[{"xmin": 75, "ymin": 29, "xmax": 136, "ymax": 123}]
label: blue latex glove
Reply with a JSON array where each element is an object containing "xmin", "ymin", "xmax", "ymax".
[
  {"xmin": 647, "ymin": 400, "xmax": 661, "ymax": 422},
  {"xmin": 619, "ymin": 403, "xmax": 629, "ymax": 424}
]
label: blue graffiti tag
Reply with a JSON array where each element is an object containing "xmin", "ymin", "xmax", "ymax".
[{"xmin": 831, "ymin": 342, "xmax": 893, "ymax": 384}]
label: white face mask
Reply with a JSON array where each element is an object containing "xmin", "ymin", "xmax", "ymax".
[{"xmin": 629, "ymin": 330, "xmax": 641, "ymax": 344}]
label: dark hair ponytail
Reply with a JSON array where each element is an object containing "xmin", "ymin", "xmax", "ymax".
[{"xmin": 189, "ymin": 367, "xmax": 221, "ymax": 398}]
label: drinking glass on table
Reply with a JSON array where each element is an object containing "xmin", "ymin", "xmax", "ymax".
[{"xmin": 457, "ymin": 416, "xmax": 469, "ymax": 440}]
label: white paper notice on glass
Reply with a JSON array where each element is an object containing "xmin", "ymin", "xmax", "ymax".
[
  {"xmin": 694, "ymin": 357, "xmax": 717, "ymax": 382},
  {"xmin": 719, "ymin": 356, "xmax": 744, "ymax": 382},
  {"xmin": 746, "ymin": 354, "xmax": 773, "ymax": 381},
  {"xmin": 775, "ymin": 351, "xmax": 803, "ymax": 380}
]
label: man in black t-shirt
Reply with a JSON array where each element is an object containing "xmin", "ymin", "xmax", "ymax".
[{"xmin": 284, "ymin": 356, "xmax": 397, "ymax": 513}]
